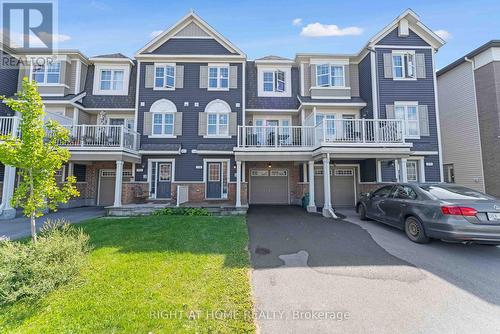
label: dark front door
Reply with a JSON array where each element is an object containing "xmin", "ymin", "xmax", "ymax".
[
  {"xmin": 207, "ymin": 162, "xmax": 222, "ymax": 199},
  {"xmin": 156, "ymin": 162, "xmax": 172, "ymax": 199}
]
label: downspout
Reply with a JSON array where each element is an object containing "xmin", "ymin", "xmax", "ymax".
[
  {"xmin": 464, "ymin": 56, "xmax": 486, "ymax": 192},
  {"xmin": 367, "ymin": 46, "xmax": 379, "ymax": 120}
]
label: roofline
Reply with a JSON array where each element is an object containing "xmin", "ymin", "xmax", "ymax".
[
  {"xmin": 437, "ymin": 40, "xmax": 500, "ymax": 76},
  {"xmin": 89, "ymin": 57, "xmax": 134, "ymax": 65}
]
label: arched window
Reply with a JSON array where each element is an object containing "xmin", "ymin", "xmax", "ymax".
[
  {"xmin": 205, "ymin": 99, "xmax": 231, "ymax": 136},
  {"xmin": 150, "ymin": 99, "xmax": 176, "ymax": 136}
]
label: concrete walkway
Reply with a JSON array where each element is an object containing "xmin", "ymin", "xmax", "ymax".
[
  {"xmin": 247, "ymin": 205, "xmax": 500, "ymax": 334},
  {"xmin": 0, "ymin": 207, "xmax": 105, "ymax": 240}
]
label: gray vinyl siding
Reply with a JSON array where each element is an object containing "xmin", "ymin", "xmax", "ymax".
[
  {"xmin": 375, "ymin": 46, "xmax": 440, "ymax": 182},
  {"xmin": 349, "ymin": 64, "xmax": 360, "ymax": 97},
  {"xmin": 137, "ymin": 62, "xmax": 242, "ymax": 182},
  {"xmin": 380, "ymin": 161, "xmax": 397, "ymax": 182},
  {"xmin": 358, "ymin": 54, "xmax": 373, "ymax": 118},
  {"xmin": 0, "ymin": 51, "xmax": 19, "ymax": 115},
  {"xmin": 149, "ymin": 38, "xmax": 236, "ymax": 55},
  {"xmin": 377, "ymin": 28, "xmax": 430, "ymax": 47},
  {"xmin": 437, "ymin": 61, "xmax": 485, "ymax": 192},
  {"xmin": 474, "ymin": 61, "xmax": 500, "ymax": 197},
  {"xmin": 245, "ymin": 61, "xmax": 300, "ymax": 109}
]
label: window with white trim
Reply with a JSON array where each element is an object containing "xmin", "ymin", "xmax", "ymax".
[
  {"xmin": 153, "ymin": 113, "xmax": 174, "ymax": 136},
  {"xmin": 32, "ymin": 62, "xmax": 61, "ymax": 84},
  {"xmin": 100, "ymin": 69, "xmax": 124, "ymax": 91},
  {"xmin": 263, "ymin": 70, "xmax": 285, "ymax": 92},
  {"xmin": 154, "ymin": 64, "xmax": 175, "ymax": 89},
  {"xmin": 205, "ymin": 100, "xmax": 231, "ymax": 137},
  {"xmin": 208, "ymin": 66, "xmax": 229, "ymax": 89},
  {"xmin": 406, "ymin": 160, "xmax": 418, "ymax": 182},
  {"xmin": 395, "ymin": 103, "xmax": 419, "ymax": 138},
  {"xmin": 392, "ymin": 51, "xmax": 415, "ymax": 79},
  {"xmin": 316, "ymin": 64, "xmax": 345, "ymax": 87}
]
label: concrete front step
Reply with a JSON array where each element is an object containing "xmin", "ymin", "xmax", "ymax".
[{"xmin": 106, "ymin": 203, "xmax": 248, "ymax": 217}]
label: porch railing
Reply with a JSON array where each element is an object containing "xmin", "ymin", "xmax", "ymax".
[
  {"xmin": 0, "ymin": 116, "xmax": 20, "ymax": 137},
  {"xmin": 237, "ymin": 119, "xmax": 405, "ymax": 148},
  {"xmin": 61, "ymin": 125, "xmax": 140, "ymax": 151}
]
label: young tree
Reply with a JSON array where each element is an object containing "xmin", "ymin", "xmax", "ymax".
[{"xmin": 0, "ymin": 78, "xmax": 79, "ymax": 242}]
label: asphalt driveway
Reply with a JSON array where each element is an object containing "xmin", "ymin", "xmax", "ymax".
[
  {"xmin": 0, "ymin": 206, "xmax": 105, "ymax": 240},
  {"xmin": 247, "ymin": 205, "xmax": 500, "ymax": 334}
]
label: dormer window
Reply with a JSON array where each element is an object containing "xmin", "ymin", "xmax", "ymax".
[
  {"xmin": 392, "ymin": 51, "xmax": 415, "ymax": 79},
  {"xmin": 32, "ymin": 62, "xmax": 61, "ymax": 84},
  {"xmin": 263, "ymin": 70, "xmax": 285, "ymax": 93},
  {"xmin": 100, "ymin": 69, "xmax": 124, "ymax": 91},
  {"xmin": 316, "ymin": 64, "xmax": 344, "ymax": 87},
  {"xmin": 155, "ymin": 64, "xmax": 175, "ymax": 90},
  {"xmin": 208, "ymin": 66, "xmax": 229, "ymax": 90}
]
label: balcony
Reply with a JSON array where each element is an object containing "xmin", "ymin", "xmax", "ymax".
[
  {"xmin": 0, "ymin": 116, "xmax": 19, "ymax": 138},
  {"xmin": 61, "ymin": 125, "xmax": 140, "ymax": 152},
  {"xmin": 237, "ymin": 119, "xmax": 407, "ymax": 150}
]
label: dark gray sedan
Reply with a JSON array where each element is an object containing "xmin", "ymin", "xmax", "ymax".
[{"xmin": 356, "ymin": 183, "xmax": 500, "ymax": 245}]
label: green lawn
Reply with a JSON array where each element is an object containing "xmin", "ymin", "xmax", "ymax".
[{"xmin": 0, "ymin": 215, "xmax": 255, "ymax": 333}]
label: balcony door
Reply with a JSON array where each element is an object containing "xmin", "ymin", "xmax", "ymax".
[{"xmin": 254, "ymin": 119, "xmax": 290, "ymax": 146}]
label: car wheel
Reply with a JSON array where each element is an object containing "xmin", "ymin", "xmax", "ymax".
[
  {"xmin": 405, "ymin": 216, "xmax": 430, "ymax": 244},
  {"xmin": 358, "ymin": 204, "xmax": 368, "ymax": 221}
]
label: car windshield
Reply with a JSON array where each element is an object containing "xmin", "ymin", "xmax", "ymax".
[{"xmin": 419, "ymin": 185, "xmax": 491, "ymax": 200}]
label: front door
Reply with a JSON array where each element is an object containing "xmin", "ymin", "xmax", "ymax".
[
  {"xmin": 156, "ymin": 163, "xmax": 172, "ymax": 199},
  {"xmin": 207, "ymin": 162, "xmax": 222, "ymax": 199}
]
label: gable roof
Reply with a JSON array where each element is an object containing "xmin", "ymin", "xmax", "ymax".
[
  {"xmin": 93, "ymin": 53, "xmax": 129, "ymax": 59},
  {"xmin": 367, "ymin": 9, "xmax": 445, "ymax": 49},
  {"xmin": 437, "ymin": 40, "xmax": 500, "ymax": 76},
  {"xmin": 136, "ymin": 11, "xmax": 245, "ymax": 57}
]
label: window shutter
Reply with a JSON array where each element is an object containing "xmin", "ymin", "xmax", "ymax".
[
  {"xmin": 229, "ymin": 112, "xmax": 237, "ymax": 136},
  {"xmin": 143, "ymin": 112, "xmax": 152, "ymax": 135},
  {"xmin": 383, "ymin": 53, "xmax": 393, "ymax": 78},
  {"xmin": 229, "ymin": 66, "xmax": 238, "ymax": 89},
  {"xmin": 418, "ymin": 105, "xmax": 430, "ymax": 136},
  {"xmin": 198, "ymin": 113, "xmax": 207, "ymax": 136},
  {"xmin": 175, "ymin": 65, "xmax": 184, "ymax": 88},
  {"xmin": 386, "ymin": 105, "xmax": 395, "ymax": 119},
  {"xmin": 199, "ymin": 66, "xmax": 208, "ymax": 89},
  {"xmin": 145, "ymin": 65, "xmax": 154, "ymax": 88},
  {"xmin": 174, "ymin": 112, "xmax": 183, "ymax": 136},
  {"xmin": 415, "ymin": 53, "xmax": 426, "ymax": 78},
  {"xmin": 344, "ymin": 65, "xmax": 350, "ymax": 87},
  {"xmin": 310, "ymin": 64, "xmax": 316, "ymax": 87}
]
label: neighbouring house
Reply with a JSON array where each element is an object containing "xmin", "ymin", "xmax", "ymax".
[
  {"xmin": 437, "ymin": 41, "xmax": 500, "ymax": 197},
  {"xmin": 0, "ymin": 9, "xmax": 445, "ymax": 219}
]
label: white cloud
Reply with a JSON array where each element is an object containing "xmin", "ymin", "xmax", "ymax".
[
  {"xmin": 90, "ymin": 0, "xmax": 110, "ymax": 11},
  {"xmin": 150, "ymin": 30, "xmax": 163, "ymax": 38},
  {"xmin": 292, "ymin": 18, "xmax": 302, "ymax": 26},
  {"xmin": 2, "ymin": 31, "xmax": 70, "ymax": 48},
  {"xmin": 434, "ymin": 29, "xmax": 452, "ymax": 41},
  {"xmin": 300, "ymin": 22, "xmax": 363, "ymax": 37}
]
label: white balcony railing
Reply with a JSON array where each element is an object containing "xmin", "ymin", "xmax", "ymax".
[
  {"xmin": 61, "ymin": 125, "xmax": 140, "ymax": 151},
  {"xmin": 238, "ymin": 119, "xmax": 405, "ymax": 149},
  {"xmin": 0, "ymin": 116, "xmax": 19, "ymax": 137}
]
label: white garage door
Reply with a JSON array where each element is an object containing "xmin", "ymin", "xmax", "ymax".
[
  {"xmin": 250, "ymin": 169, "xmax": 289, "ymax": 204},
  {"xmin": 315, "ymin": 167, "xmax": 356, "ymax": 207}
]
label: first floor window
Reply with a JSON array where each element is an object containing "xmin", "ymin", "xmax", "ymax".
[
  {"xmin": 152, "ymin": 113, "xmax": 174, "ymax": 136},
  {"xmin": 406, "ymin": 160, "xmax": 418, "ymax": 182},
  {"xmin": 207, "ymin": 113, "xmax": 229, "ymax": 136},
  {"xmin": 155, "ymin": 64, "xmax": 175, "ymax": 89},
  {"xmin": 316, "ymin": 64, "xmax": 345, "ymax": 87},
  {"xmin": 100, "ymin": 69, "xmax": 124, "ymax": 91},
  {"xmin": 208, "ymin": 66, "xmax": 229, "ymax": 89},
  {"xmin": 392, "ymin": 52, "xmax": 415, "ymax": 79},
  {"xmin": 32, "ymin": 61, "xmax": 61, "ymax": 84},
  {"xmin": 395, "ymin": 104, "xmax": 419, "ymax": 138}
]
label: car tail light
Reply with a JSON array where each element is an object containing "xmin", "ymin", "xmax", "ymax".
[{"xmin": 441, "ymin": 206, "xmax": 478, "ymax": 217}]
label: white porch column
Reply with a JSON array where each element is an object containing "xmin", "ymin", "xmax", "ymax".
[
  {"xmin": 242, "ymin": 162, "xmax": 246, "ymax": 182},
  {"xmin": 67, "ymin": 162, "xmax": 74, "ymax": 180},
  {"xmin": 236, "ymin": 161, "xmax": 242, "ymax": 208},
  {"xmin": 113, "ymin": 160, "xmax": 124, "ymax": 207},
  {"xmin": 322, "ymin": 156, "xmax": 333, "ymax": 217},
  {"xmin": 307, "ymin": 160, "xmax": 316, "ymax": 212},
  {"xmin": 400, "ymin": 158, "xmax": 408, "ymax": 183},
  {"xmin": 0, "ymin": 166, "xmax": 17, "ymax": 219}
]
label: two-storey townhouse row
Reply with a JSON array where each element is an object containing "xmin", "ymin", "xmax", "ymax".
[
  {"xmin": 437, "ymin": 41, "xmax": 500, "ymax": 197},
  {"xmin": 0, "ymin": 9, "xmax": 445, "ymax": 219}
]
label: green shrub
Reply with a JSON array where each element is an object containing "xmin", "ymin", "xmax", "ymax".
[
  {"xmin": 0, "ymin": 220, "xmax": 90, "ymax": 305},
  {"xmin": 153, "ymin": 207, "xmax": 211, "ymax": 216}
]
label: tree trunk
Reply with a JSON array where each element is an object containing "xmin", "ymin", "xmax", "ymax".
[{"xmin": 30, "ymin": 213, "xmax": 37, "ymax": 243}]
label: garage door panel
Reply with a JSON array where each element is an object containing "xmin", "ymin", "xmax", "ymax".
[
  {"xmin": 314, "ymin": 167, "xmax": 356, "ymax": 208},
  {"xmin": 250, "ymin": 169, "xmax": 288, "ymax": 205}
]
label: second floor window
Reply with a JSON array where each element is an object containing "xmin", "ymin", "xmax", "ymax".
[
  {"xmin": 155, "ymin": 64, "xmax": 175, "ymax": 89},
  {"xmin": 316, "ymin": 64, "xmax": 344, "ymax": 87},
  {"xmin": 100, "ymin": 69, "xmax": 124, "ymax": 91},
  {"xmin": 32, "ymin": 62, "xmax": 61, "ymax": 84},
  {"xmin": 263, "ymin": 70, "xmax": 285, "ymax": 92},
  {"xmin": 392, "ymin": 52, "xmax": 415, "ymax": 79},
  {"xmin": 395, "ymin": 104, "xmax": 419, "ymax": 138},
  {"xmin": 153, "ymin": 113, "xmax": 175, "ymax": 136},
  {"xmin": 207, "ymin": 113, "xmax": 229, "ymax": 136},
  {"xmin": 208, "ymin": 66, "xmax": 229, "ymax": 89}
]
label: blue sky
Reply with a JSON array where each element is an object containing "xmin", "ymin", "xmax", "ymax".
[{"xmin": 56, "ymin": 0, "xmax": 500, "ymax": 69}]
